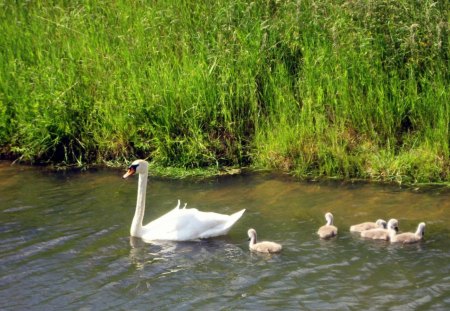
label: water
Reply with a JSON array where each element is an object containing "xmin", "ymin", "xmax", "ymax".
[{"xmin": 0, "ymin": 161, "xmax": 449, "ymax": 311}]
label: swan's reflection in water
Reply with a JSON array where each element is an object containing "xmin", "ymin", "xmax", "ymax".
[
  {"xmin": 127, "ymin": 236, "xmax": 254, "ymax": 305},
  {"xmin": 128, "ymin": 236, "xmax": 247, "ymax": 273}
]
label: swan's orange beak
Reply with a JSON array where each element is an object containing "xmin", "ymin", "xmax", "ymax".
[{"xmin": 123, "ymin": 167, "xmax": 136, "ymax": 179}]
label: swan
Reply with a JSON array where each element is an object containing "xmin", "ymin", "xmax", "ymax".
[
  {"xmin": 360, "ymin": 218, "xmax": 399, "ymax": 240},
  {"xmin": 350, "ymin": 219, "xmax": 387, "ymax": 233},
  {"xmin": 123, "ymin": 159, "xmax": 246, "ymax": 242},
  {"xmin": 317, "ymin": 212, "xmax": 338, "ymax": 239},
  {"xmin": 389, "ymin": 222, "xmax": 425, "ymax": 244},
  {"xmin": 247, "ymin": 228, "xmax": 282, "ymax": 253}
]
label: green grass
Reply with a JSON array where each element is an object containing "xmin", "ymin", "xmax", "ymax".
[{"xmin": 0, "ymin": 0, "xmax": 448, "ymax": 184}]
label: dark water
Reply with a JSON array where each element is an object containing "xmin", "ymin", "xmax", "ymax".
[{"xmin": 0, "ymin": 162, "xmax": 449, "ymax": 311}]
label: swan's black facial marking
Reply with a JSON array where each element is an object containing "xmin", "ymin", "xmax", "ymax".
[
  {"xmin": 129, "ymin": 164, "xmax": 139, "ymax": 170},
  {"xmin": 123, "ymin": 163, "xmax": 139, "ymax": 179}
]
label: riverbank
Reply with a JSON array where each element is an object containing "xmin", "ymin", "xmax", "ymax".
[{"xmin": 0, "ymin": 1, "xmax": 448, "ymax": 184}]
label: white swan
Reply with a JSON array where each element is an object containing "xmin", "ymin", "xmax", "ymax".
[
  {"xmin": 317, "ymin": 212, "xmax": 338, "ymax": 239},
  {"xmin": 389, "ymin": 222, "xmax": 425, "ymax": 244},
  {"xmin": 123, "ymin": 159, "xmax": 246, "ymax": 242},
  {"xmin": 247, "ymin": 228, "xmax": 282, "ymax": 253},
  {"xmin": 360, "ymin": 218, "xmax": 399, "ymax": 240},
  {"xmin": 350, "ymin": 219, "xmax": 387, "ymax": 233}
]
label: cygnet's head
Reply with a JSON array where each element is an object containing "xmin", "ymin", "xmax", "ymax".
[
  {"xmin": 376, "ymin": 219, "xmax": 387, "ymax": 229},
  {"xmin": 247, "ymin": 228, "xmax": 257, "ymax": 240},
  {"xmin": 325, "ymin": 212, "xmax": 334, "ymax": 225},
  {"xmin": 123, "ymin": 159, "xmax": 149, "ymax": 178},
  {"xmin": 387, "ymin": 219, "xmax": 399, "ymax": 232},
  {"xmin": 418, "ymin": 222, "xmax": 426, "ymax": 237}
]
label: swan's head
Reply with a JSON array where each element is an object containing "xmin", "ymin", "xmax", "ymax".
[
  {"xmin": 247, "ymin": 228, "xmax": 257, "ymax": 241},
  {"xmin": 376, "ymin": 219, "xmax": 387, "ymax": 229},
  {"xmin": 123, "ymin": 159, "xmax": 149, "ymax": 179},
  {"xmin": 325, "ymin": 212, "xmax": 334, "ymax": 225},
  {"xmin": 387, "ymin": 219, "xmax": 399, "ymax": 232}
]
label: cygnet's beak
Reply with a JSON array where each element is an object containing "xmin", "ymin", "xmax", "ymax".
[{"xmin": 123, "ymin": 167, "xmax": 136, "ymax": 179}]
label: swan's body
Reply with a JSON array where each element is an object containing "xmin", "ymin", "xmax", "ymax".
[
  {"xmin": 123, "ymin": 160, "xmax": 245, "ymax": 242},
  {"xmin": 390, "ymin": 222, "xmax": 425, "ymax": 244},
  {"xmin": 317, "ymin": 212, "xmax": 338, "ymax": 239},
  {"xmin": 350, "ymin": 219, "xmax": 387, "ymax": 233},
  {"xmin": 360, "ymin": 218, "xmax": 399, "ymax": 240},
  {"xmin": 247, "ymin": 228, "xmax": 282, "ymax": 253}
]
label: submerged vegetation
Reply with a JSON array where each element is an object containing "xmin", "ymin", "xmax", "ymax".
[{"xmin": 0, "ymin": 0, "xmax": 448, "ymax": 183}]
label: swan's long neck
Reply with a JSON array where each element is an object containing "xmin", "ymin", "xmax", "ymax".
[{"xmin": 130, "ymin": 171, "xmax": 148, "ymax": 237}]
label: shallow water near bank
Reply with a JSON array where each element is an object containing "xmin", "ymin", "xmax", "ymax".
[{"xmin": 0, "ymin": 162, "xmax": 449, "ymax": 310}]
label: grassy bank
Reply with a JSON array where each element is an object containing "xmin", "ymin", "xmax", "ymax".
[{"xmin": 0, "ymin": 0, "xmax": 448, "ymax": 184}]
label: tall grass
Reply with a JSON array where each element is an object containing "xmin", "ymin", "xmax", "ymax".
[{"xmin": 0, "ymin": 0, "xmax": 448, "ymax": 183}]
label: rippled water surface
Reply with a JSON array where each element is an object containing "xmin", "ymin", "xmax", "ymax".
[{"xmin": 1, "ymin": 162, "xmax": 449, "ymax": 310}]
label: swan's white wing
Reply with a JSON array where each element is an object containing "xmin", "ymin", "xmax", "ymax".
[
  {"xmin": 141, "ymin": 208, "xmax": 197, "ymax": 240},
  {"xmin": 141, "ymin": 208, "xmax": 245, "ymax": 241},
  {"xmin": 197, "ymin": 209, "xmax": 246, "ymax": 239},
  {"xmin": 142, "ymin": 200, "xmax": 181, "ymax": 226}
]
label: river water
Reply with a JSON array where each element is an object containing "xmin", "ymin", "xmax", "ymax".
[{"xmin": 0, "ymin": 161, "xmax": 449, "ymax": 310}]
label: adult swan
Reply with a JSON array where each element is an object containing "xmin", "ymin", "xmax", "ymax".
[{"xmin": 123, "ymin": 159, "xmax": 246, "ymax": 242}]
